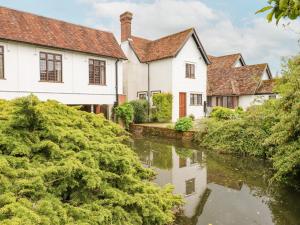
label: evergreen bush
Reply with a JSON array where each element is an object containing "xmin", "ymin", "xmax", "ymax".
[
  {"xmin": 152, "ymin": 93, "xmax": 172, "ymax": 122},
  {"xmin": 0, "ymin": 96, "xmax": 182, "ymax": 224},
  {"xmin": 210, "ymin": 106, "xmax": 242, "ymax": 120},
  {"xmin": 129, "ymin": 100, "xmax": 148, "ymax": 124}
]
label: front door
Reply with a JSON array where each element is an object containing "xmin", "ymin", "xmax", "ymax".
[{"xmin": 179, "ymin": 92, "xmax": 187, "ymax": 118}]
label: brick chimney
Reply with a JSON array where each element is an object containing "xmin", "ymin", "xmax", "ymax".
[{"xmin": 120, "ymin": 11, "xmax": 133, "ymax": 42}]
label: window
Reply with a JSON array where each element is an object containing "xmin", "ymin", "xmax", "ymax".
[
  {"xmin": 207, "ymin": 96, "xmax": 212, "ymax": 107},
  {"xmin": 0, "ymin": 46, "xmax": 4, "ymax": 79},
  {"xmin": 40, "ymin": 52, "xmax": 62, "ymax": 82},
  {"xmin": 186, "ymin": 63, "xmax": 195, "ymax": 79},
  {"xmin": 190, "ymin": 94, "xmax": 202, "ymax": 106},
  {"xmin": 216, "ymin": 96, "xmax": 223, "ymax": 106},
  {"xmin": 89, "ymin": 59, "xmax": 106, "ymax": 85},
  {"xmin": 227, "ymin": 96, "xmax": 234, "ymax": 108},
  {"xmin": 137, "ymin": 92, "xmax": 148, "ymax": 100},
  {"xmin": 186, "ymin": 178, "xmax": 195, "ymax": 195},
  {"xmin": 179, "ymin": 158, "xmax": 187, "ymax": 168}
]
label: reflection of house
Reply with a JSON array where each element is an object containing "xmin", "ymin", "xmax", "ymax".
[
  {"xmin": 207, "ymin": 54, "xmax": 277, "ymax": 110},
  {"xmin": 134, "ymin": 139, "xmax": 208, "ymax": 219}
]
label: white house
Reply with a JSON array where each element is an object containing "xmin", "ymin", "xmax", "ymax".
[
  {"xmin": 207, "ymin": 53, "xmax": 277, "ymax": 110},
  {"xmin": 120, "ymin": 12, "xmax": 211, "ymax": 122},
  {"xmin": 0, "ymin": 6, "xmax": 126, "ymax": 118}
]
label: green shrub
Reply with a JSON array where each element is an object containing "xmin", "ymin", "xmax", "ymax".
[
  {"xmin": 0, "ymin": 96, "xmax": 182, "ymax": 224},
  {"xmin": 152, "ymin": 93, "xmax": 173, "ymax": 122},
  {"xmin": 129, "ymin": 99, "xmax": 148, "ymax": 124},
  {"xmin": 210, "ymin": 106, "xmax": 243, "ymax": 120},
  {"xmin": 188, "ymin": 114, "xmax": 195, "ymax": 121},
  {"xmin": 175, "ymin": 117, "xmax": 193, "ymax": 132},
  {"xmin": 114, "ymin": 102, "xmax": 134, "ymax": 129}
]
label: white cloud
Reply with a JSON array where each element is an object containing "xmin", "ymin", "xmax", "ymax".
[{"xmin": 80, "ymin": 0, "xmax": 300, "ymax": 74}]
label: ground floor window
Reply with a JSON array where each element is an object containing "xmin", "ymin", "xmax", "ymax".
[
  {"xmin": 207, "ymin": 96, "xmax": 212, "ymax": 107},
  {"xmin": 186, "ymin": 178, "xmax": 196, "ymax": 195},
  {"xmin": 216, "ymin": 96, "xmax": 237, "ymax": 108},
  {"xmin": 137, "ymin": 91, "xmax": 148, "ymax": 100},
  {"xmin": 190, "ymin": 93, "xmax": 202, "ymax": 106}
]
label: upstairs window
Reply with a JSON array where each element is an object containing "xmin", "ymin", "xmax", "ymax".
[
  {"xmin": 190, "ymin": 93, "xmax": 202, "ymax": 106},
  {"xmin": 40, "ymin": 52, "xmax": 62, "ymax": 82},
  {"xmin": 186, "ymin": 63, "xmax": 195, "ymax": 79},
  {"xmin": 89, "ymin": 59, "xmax": 106, "ymax": 85},
  {"xmin": 0, "ymin": 46, "xmax": 4, "ymax": 79}
]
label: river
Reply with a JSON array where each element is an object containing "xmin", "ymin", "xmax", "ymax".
[{"xmin": 132, "ymin": 137, "xmax": 300, "ymax": 225}]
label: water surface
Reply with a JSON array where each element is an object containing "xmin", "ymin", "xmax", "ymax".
[{"xmin": 132, "ymin": 137, "xmax": 300, "ymax": 225}]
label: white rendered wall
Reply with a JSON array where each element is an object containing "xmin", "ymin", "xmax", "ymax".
[
  {"xmin": 0, "ymin": 40, "xmax": 123, "ymax": 105},
  {"xmin": 239, "ymin": 95, "xmax": 269, "ymax": 109},
  {"xmin": 172, "ymin": 36, "xmax": 207, "ymax": 122}
]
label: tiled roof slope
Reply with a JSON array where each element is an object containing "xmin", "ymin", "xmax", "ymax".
[
  {"xmin": 129, "ymin": 28, "xmax": 210, "ymax": 64},
  {"xmin": 0, "ymin": 6, "xmax": 126, "ymax": 59},
  {"xmin": 256, "ymin": 79, "xmax": 277, "ymax": 94},
  {"xmin": 208, "ymin": 54, "xmax": 274, "ymax": 96}
]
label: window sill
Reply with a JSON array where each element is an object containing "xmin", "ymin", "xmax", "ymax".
[
  {"xmin": 185, "ymin": 77, "xmax": 196, "ymax": 79},
  {"xmin": 190, "ymin": 105, "xmax": 202, "ymax": 106},
  {"xmin": 0, "ymin": 78, "xmax": 6, "ymax": 80},
  {"xmin": 88, "ymin": 83, "xmax": 107, "ymax": 86},
  {"xmin": 39, "ymin": 80, "xmax": 64, "ymax": 83}
]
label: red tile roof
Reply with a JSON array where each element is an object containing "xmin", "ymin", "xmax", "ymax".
[
  {"xmin": 0, "ymin": 6, "xmax": 126, "ymax": 59},
  {"xmin": 208, "ymin": 54, "xmax": 274, "ymax": 96},
  {"xmin": 129, "ymin": 28, "xmax": 210, "ymax": 64},
  {"xmin": 256, "ymin": 79, "xmax": 277, "ymax": 94}
]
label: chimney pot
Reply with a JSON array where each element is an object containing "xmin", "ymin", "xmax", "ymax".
[{"xmin": 120, "ymin": 11, "xmax": 133, "ymax": 42}]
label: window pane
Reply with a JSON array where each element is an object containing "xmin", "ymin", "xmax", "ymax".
[
  {"xmin": 47, "ymin": 54, "xmax": 54, "ymax": 60},
  {"xmin": 89, "ymin": 59, "xmax": 94, "ymax": 65},
  {"xmin": 186, "ymin": 178, "xmax": 195, "ymax": 195},
  {"xmin": 55, "ymin": 61, "xmax": 62, "ymax": 82},
  {"xmin": 55, "ymin": 55, "xmax": 61, "ymax": 61},
  {"xmin": 0, "ymin": 47, "xmax": 3, "ymax": 54},
  {"xmin": 40, "ymin": 53, "xmax": 46, "ymax": 59},
  {"xmin": 191, "ymin": 64, "xmax": 195, "ymax": 78},
  {"xmin": 0, "ymin": 55, "xmax": 3, "ymax": 79}
]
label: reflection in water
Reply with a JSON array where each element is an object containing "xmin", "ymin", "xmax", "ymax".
[{"xmin": 132, "ymin": 137, "xmax": 300, "ymax": 225}]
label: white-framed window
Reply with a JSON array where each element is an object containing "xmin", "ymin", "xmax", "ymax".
[
  {"xmin": 186, "ymin": 178, "xmax": 196, "ymax": 195},
  {"xmin": 190, "ymin": 93, "xmax": 202, "ymax": 106},
  {"xmin": 185, "ymin": 63, "xmax": 195, "ymax": 79},
  {"xmin": 137, "ymin": 91, "xmax": 148, "ymax": 100}
]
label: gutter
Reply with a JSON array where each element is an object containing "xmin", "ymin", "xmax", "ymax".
[
  {"xmin": 147, "ymin": 63, "xmax": 151, "ymax": 121},
  {"xmin": 115, "ymin": 59, "xmax": 120, "ymax": 106}
]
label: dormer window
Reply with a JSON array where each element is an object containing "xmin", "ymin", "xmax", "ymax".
[
  {"xmin": 0, "ymin": 46, "xmax": 4, "ymax": 79},
  {"xmin": 186, "ymin": 63, "xmax": 195, "ymax": 79}
]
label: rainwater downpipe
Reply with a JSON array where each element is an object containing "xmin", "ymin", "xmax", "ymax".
[{"xmin": 147, "ymin": 63, "xmax": 151, "ymax": 121}]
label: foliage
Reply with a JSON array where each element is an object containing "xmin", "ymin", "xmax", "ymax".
[
  {"xmin": 151, "ymin": 93, "xmax": 173, "ymax": 123},
  {"xmin": 175, "ymin": 117, "xmax": 193, "ymax": 132},
  {"xmin": 257, "ymin": 0, "xmax": 300, "ymax": 23},
  {"xmin": 114, "ymin": 102, "xmax": 134, "ymax": 129},
  {"xmin": 195, "ymin": 55, "xmax": 300, "ymax": 189},
  {"xmin": 129, "ymin": 100, "xmax": 149, "ymax": 124},
  {"xmin": 188, "ymin": 114, "xmax": 195, "ymax": 121},
  {"xmin": 264, "ymin": 56, "xmax": 300, "ymax": 188},
  {"xmin": 210, "ymin": 106, "xmax": 243, "ymax": 120},
  {"xmin": 0, "ymin": 96, "xmax": 182, "ymax": 225}
]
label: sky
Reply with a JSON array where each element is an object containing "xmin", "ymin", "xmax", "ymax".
[{"xmin": 0, "ymin": 0, "xmax": 299, "ymax": 75}]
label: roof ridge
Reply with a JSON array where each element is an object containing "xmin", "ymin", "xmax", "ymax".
[
  {"xmin": 0, "ymin": 5, "xmax": 113, "ymax": 35},
  {"xmin": 149, "ymin": 27, "xmax": 194, "ymax": 43}
]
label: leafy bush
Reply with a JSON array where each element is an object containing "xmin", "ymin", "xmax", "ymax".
[
  {"xmin": 129, "ymin": 99, "xmax": 148, "ymax": 124},
  {"xmin": 152, "ymin": 93, "xmax": 173, "ymax": 122},
  {"xmin": 188, "ymin": 114, "xmax": 195, "ymax": 121},
  {"xmin": 0, "ymin": 96, "xmax": 182, "ymax": 224},
  {"xmin": 210, "ymin": 106, "xmax": 243, "ymax": 120},
  {"xmin": 175, "ymin": 117, "xmax": 193, "ymax": 132},
  {"xmin": 114, "ymin": 102, "xmax": 134, "ymax": 129}
]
